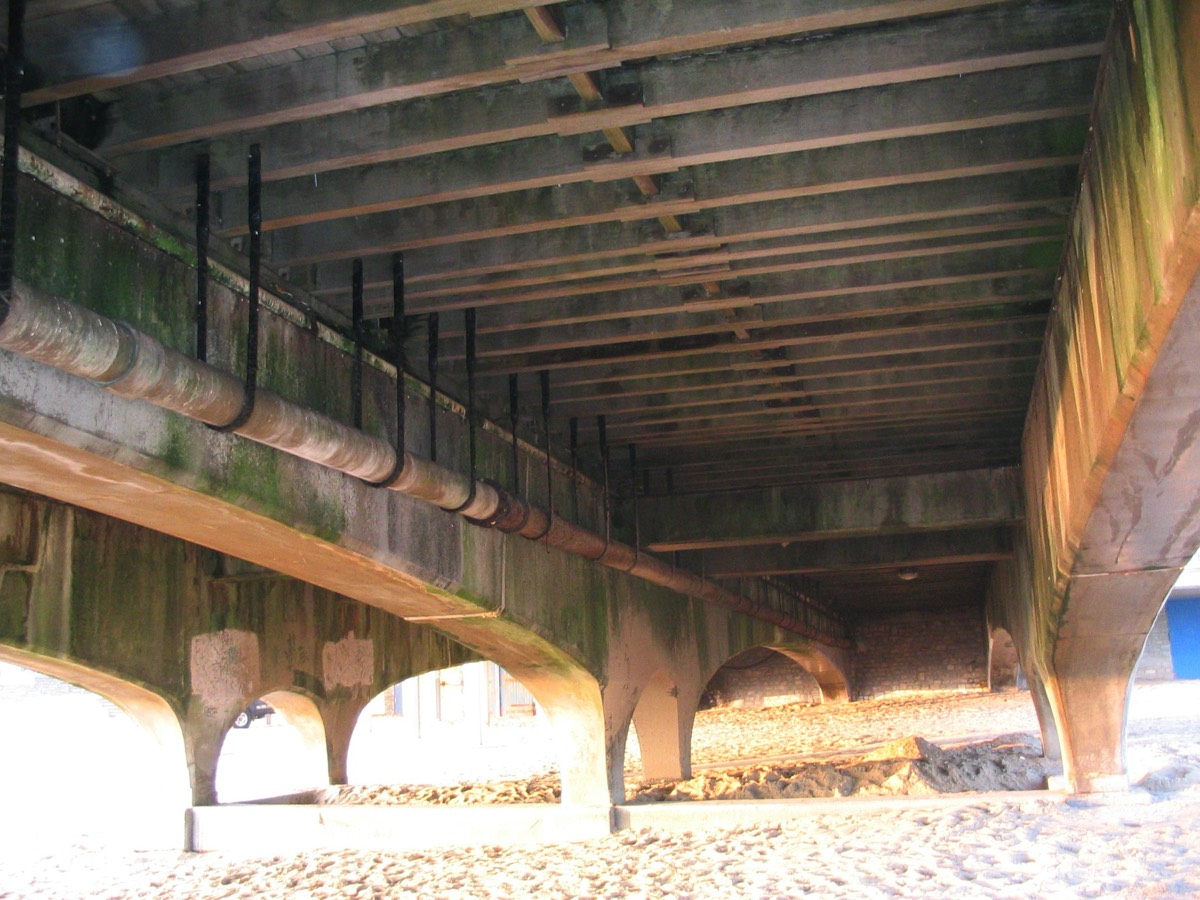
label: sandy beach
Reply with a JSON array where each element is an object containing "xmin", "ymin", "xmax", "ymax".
[{"xmin": 2, "ymin": 681, "xmax": 1198, "ymax": 898}]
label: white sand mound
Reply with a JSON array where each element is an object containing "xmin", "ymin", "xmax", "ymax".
[
  {"xmin": 317, "ymin": 732, "xmax": 1050, "ymax": 807},
  {"xmin": 627, "ymin": 732, "xmax": 1048, "ymax": 803}
]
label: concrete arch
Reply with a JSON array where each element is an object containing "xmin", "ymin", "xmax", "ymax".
[
  {"xmin": 215, "ymin": 688, "xmax": 329, "ymax": 803},
  {"xmin": 491, "ymin": 660, "xmax": 606, "ymax": 807},
  {"xmin": 344, "ymin": 660, "xmax": 557, "ymax": 786},
  {"xmin": 0, "ymin": 644, "xmax": 191, "ymax": 847},
  {"xmin": 768, "ymin": 643, "xmax": 852, "ymax": 704},
  {"xmin": 988, "ymin": 625, "xmax": 1023, "ymax": 693},
  {"xmin": 700, "ymin": 640, "xmax": 851, "ymax": 707}
]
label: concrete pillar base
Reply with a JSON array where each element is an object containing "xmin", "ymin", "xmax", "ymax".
[{"xmin": 1046, "ymin": 773, "xmax": 1135, "ymax": 794}]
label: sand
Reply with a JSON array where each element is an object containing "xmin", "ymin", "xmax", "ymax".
[{"xmin": 2, "ymin": 681, "xmax": 1199, "ymax": 898}]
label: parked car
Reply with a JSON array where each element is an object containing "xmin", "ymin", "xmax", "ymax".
[{"xmin": 233, "ymin": 699, "xmax": 274, "ymax": 728}]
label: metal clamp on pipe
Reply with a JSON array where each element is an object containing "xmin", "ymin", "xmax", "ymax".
[
  {"xmin": 88, "ymin": 321, "xmax": 140, "ymax": 386},
  {"xmin": 448, "ymin": 307, "xmax": 481, "ymax": 516},
  {"xmin": 365, "ymin": 253, "xmax": 409, "ymax": 490}
]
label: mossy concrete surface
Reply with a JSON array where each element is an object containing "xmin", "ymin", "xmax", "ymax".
[
  {"xmin": 988, "ymin": 0, "xmax": 1200, "ymax": 793},
  {"xmin": 0, "ymin": 159, "xmax": 848, "ymax": 809}
]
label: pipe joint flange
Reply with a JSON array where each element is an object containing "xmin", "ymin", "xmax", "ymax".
[
  {"xmin": 524, "ymin": 512, "xmax": 554, "ymax": 542},
  {"xmin": 448, "ymin": 477, "xmax": 481, "ymax": 517},
  {"xmin": 89, "ymin": 320, "xmax": 140, "ymax": 387},
  {"xmin": 492, "ymin": 495, "xmax": 532, "ymax": 534}
]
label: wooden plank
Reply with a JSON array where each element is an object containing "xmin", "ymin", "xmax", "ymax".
[
  {"xmin": 267, "ymin": 160, "xmax": 1079, "ymax": 268},
  {"xmin": 551, "ymin": 359, "xmax": 1040, "ymax": 420},
  {"xmin": 553, "ymin": 349, "xmax": 1042, "ymax": 413},
  {"xmin": 426, "ymin": 238, "xmax": 1059, "ymax": 341},
  {"xmin": 501, "ymin": 318, "xmax": 1049, "ymax": 384},
  {"xmin": 23, "ymin": 0, "xmax": 564, "ymax": 104},
  {"xmin": 91, "ymin": 0, "xmax": 1100, "ymax": 154},
  {"xmin": 699, "ymin": 529, "xmax": 1016, "ymax": 577},
  {"xmin": 208, "ymin": 59, "xmax": 1093, "ymax": 236},
  {"xmin": 96, "ymin": 3, "xmax": 611, "ymax": 152},
  {"xmin": 524, "ymin": 5, "xmax": 565, "ymax": 42},
  {"xmin": 470, "ymin": 307, "xmax": 1049, "ymax": 376}
]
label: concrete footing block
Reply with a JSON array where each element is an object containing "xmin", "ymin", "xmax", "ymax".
[
  {"xmin": 186, "ymin": 804, "xmax": 613, "ymax": 853},
  {"xmin": 613, "ymin": 790, "xmax": 1065, "ymax": 832},
  {"xmin": 1047, "ymin": 773, "xmax": 1137, "ymax": 795}
]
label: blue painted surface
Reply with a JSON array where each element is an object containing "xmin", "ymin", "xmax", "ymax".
[{"xmin": 1166, "ymin": 597, "xmax": 1200, "ymax": 679}]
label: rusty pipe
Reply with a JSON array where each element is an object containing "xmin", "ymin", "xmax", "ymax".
[
  {"xmin": 496, "ymin": 489, "xmax": 834, "ymax": 641},
  {"xmin": 0, "ymin": 279, "xmax": 843, "ymax": 645},
  {"xmin": 0, "ymin": 281, "xmax": 507, "ymax": 520}
]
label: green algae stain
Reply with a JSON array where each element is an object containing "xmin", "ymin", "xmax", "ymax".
[{"xmin": 217, "ymin": 441, "xmax": 346, "ymax": 543}]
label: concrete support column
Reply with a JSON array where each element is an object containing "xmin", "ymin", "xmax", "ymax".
[
  {"xmin": 1024, "ymin": 666, "xmax": 1062, "ymax": 764},
  {"xmin": 182, "ymin": 700, "xmax": 241, "ymax": 806},
  {"xmin": 320, "ymin": 698, "xmax": 370, "ymax": 786},
  {"xmin": 630, "ymin": 673, "xmax": 696, "ymax": 781},
  {"xmin": 1045, "ymin": 570, "xmax": 1178, "ymax": 793},
  {"xmin": 556, "ymin": 699, "xmax": 613, "ymax": 807},
  {"xmin": 517, "ymin": 672, "xmax": 611, "ymax": 807}
]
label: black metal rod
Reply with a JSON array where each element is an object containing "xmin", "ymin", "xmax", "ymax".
[
  {"xmin": 509, "ymin": 373, "xmax": 520, "ymax": 493},
  {"xmin": 427, "ymin": 312, "xmax": 439, "ymax": 462},
  {"xmin": 391, "ymin": 252, "xmax": 406, "ymax": 456},
  {"xmin": 194, "ymin": 154, "xmax": 210, "ymax": 361},
  {"xmin": 540, "ymin": 370, "xmax": 552, "ymax": 519},
  {"xmin": 245, "ymin": 144, "xmax": 261, "ymax": 410},
  {"xmin": 597, "ymin": 414, "xmax": 610, "ymax": 541},
  {"xmin": 351, "ymin": 259, "xmax": 364, "ymax": 429},
  {"xmin": 629, "ymin": 443, "xmax": 639, "ymax": 551},
  {"xmin": 0, "ymin": 0, "xmax": 27, "ymax": 308},
  {"xmin": 569, "ymin": 416, "xmax": 579, "ymax": 521},
  {"xmin": 211, "ymin": 144, "xmax": 262, "ymax": 432},
  {"xmin": 465, "ymin": 307, "xmax": 477, "ymax": 484}
]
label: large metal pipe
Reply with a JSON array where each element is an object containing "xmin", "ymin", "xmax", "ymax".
[{"xmin": 0, "ymin": 279, "xmax": 846, "ymax": 646}]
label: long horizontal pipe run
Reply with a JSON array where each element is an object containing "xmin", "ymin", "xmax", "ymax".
[{"xmin": 0, "ymin": 279, "xmax": 846, "ymax": 647}]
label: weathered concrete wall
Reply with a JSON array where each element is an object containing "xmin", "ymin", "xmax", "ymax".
[
  {"xmin": 853, "ymin": 605, "xmax": 988, "ymax": 698},
  {"xmin": 0, "ymin": 486, "xmax": 478, "ymax": 805},
  {"xmin": 989, "ymin": 0, "xmax": 1200, "ymax": 791},
  {"xmin": 0, "ymin": 154, "xmax": 850, "ymax": 806},
  {"xmin": 1009, "ymin": 0, "xmax": 1200, "ymax": 669}
]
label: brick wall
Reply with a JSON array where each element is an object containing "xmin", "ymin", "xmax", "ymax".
[
  {"xmin": 703, "ymin": 649, "xmax": 823, "ymax": 709},
  {"xmin": 1135, "ymin": 606, "xmax": 1176, "ymax": 681},
  {"xmin": 853, "ymin": 605, "xmax": 988, "ymax": 699}
]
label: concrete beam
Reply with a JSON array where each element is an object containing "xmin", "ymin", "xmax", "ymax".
[
  {"xmin": 696, "ymin": 528, "xmax": 1015, "ymax": 577},
  {"xmin": 642, "ymin": 468, "xmax": 1022, "ymax": 551}
]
